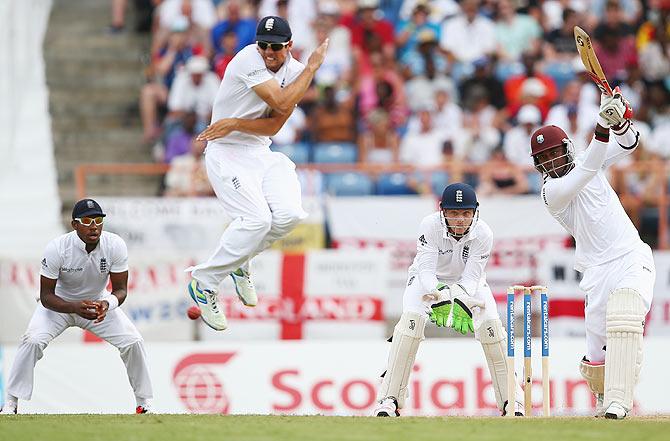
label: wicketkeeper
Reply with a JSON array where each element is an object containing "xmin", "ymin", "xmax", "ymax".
[
  {"xmin": 374, "ymin": 183, "xmax": 524, "ymax": 417},
  {"xmin": 530, "ymin": 88, "xmax": 653, "ymax": 419}
]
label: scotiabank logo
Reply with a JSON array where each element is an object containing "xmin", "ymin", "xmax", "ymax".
[{"xmin": 173, "ymin": 353, "xmax": 236, "ymax": 414}]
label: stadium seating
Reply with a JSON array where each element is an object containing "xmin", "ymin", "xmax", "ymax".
[
  {"xmin": 543, "ymin": 62, "xmax": 575, "ymax": 92},
  {"xmin": 429, "ymin": 171, "xmax": 450, "ymax": 196},
  {"xmin": 312, "ymin": 142, "xmax": 358, "ymax": 164},
  {"xmin": 376, "ymin": 173, "xmax": 417, "ymax": 195},
  {"xmin": 271, "ymin": 142, "xmax": 311, "ymax": 164},
  {"xmin": 325, "ymin": 172, "xmax": 374, "ymax": 196}
]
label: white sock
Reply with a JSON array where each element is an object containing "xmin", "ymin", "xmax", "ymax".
[{"xmin": 136, "ymin": 397, "xmax": 150, "ymax": 407}]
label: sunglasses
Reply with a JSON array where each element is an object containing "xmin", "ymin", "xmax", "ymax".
[
  {"xmin": 75, "ymin": 216, "xmax": 104, "ymax": 226},
  {"xmin": 257, "ymin": 41, "xmax": 289, "ymax": 51}
]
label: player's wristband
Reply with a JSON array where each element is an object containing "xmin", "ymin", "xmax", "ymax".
[{"xmin": 101, "ymin": 294, "xmax": 119, "ymax": 311}]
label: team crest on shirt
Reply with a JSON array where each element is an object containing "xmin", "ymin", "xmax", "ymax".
[
  {"xmin": 462, "ymin": 245, "xmax": 470, "ymax": 261},
  {"xmin": 418, "ymin": 235, "xmax": 427, "ymax": 246},
  {"xmin": 100, "ymin": 257, "xmax": 108, "ymax": 273},
  {"xmin": 41, "ymin": 258, "xmax": 48, "ymax": 269},
  {"xmin": 537, "ymin": 134, "xmax": 544, "ymax": 144}
]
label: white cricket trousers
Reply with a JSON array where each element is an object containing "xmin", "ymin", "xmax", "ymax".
[
  {"xmin": 191, "ymin": 145, "xmax": 307, "ymax": 291},
  {"xmin": 6, "ymin": 303, "xmax": 153, "ymax": 402},
  {"xmin": 579, "ymin": 242, "xmax": 655, "ymax": 362}
]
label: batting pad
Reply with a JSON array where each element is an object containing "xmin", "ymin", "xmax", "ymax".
[
  {"xmin": 476, "ymin": 319, "xmax": 521, "ymax": 411},
  {"xmin": 378, "ymin": 312, "xmax": 426, "ymax": 409},
  {"xmin": 605, "ymin": 288, "xmax": 645, "ymax": 411},
  {"xmin": 579, "ymin": 357, "xmax": 604, "ymax": 394}
]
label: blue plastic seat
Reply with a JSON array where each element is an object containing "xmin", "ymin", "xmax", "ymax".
[
  {"xmin": 313, "ymin": 142, "xmax": 358, "ymax": 163},
  {"xmin": 376, "ymin": 173, "xmax": 417, "ymax": 195},
  {"xmin": 325, "ymin": 172, "xmax": 374, "ymax": 196},
  {"xmin": 495, "ymin": 62, "xmax": 524, "ymax": 82},
  {"xmin": 271, "ymin": 142, "xmax": 310, "ymax": 164},
  {"xmin": 430, "ymin": 171, "xmax": 450, "ymax": 196},
  {"xmin": 543, "ymin": 62, "xmax": 575, "ymax": 92}
]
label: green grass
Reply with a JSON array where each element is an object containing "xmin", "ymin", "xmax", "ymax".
[{"xmin": 1, "ymin": 415, "xmax": 669, "ymax": 441}]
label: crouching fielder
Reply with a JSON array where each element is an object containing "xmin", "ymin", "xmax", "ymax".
[
  {"xmin": 530, "ymin": 89, "xmax": 654, "ymax": 419},
  {"xmin": 374, "ymin": 183, "xmax": 524, "ymax": 417},
  {"xmin": 0, "ymin": 199, "xmax": 153, "ymax": 415}
]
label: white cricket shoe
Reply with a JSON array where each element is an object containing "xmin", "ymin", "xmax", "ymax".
[
  {"xmin": 595, "ymin": 394, "xmax": 605, "ymax": 417},
  {"xmin": 1, "ymin": 401, "xmax": 17, "ymax": 415},
  {"xmin": 503, "ymin": 400, "xmax": 524, "ymax": 416},
  {"xmin": 188, "ymin": 280, "xmax": 227, "ymax": 331},
  {"xmin": 604, "ymin": 402, "xmax": 627, "ymax": 419},
  {"xmin": 374, "ymin": 397, "xmax": 399, "ymax": 417},
  {"xmin": 231, "ymin": 268, "xmax": 257, "ymax": 307}
]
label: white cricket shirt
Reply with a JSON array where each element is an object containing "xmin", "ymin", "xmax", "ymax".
[
  {"xmin": 40, "ymin": 231, "xmax": 128, "ymax": 301},
  {"xmin": 541, "ymin": 127, "xmax": 643, "ymax": 272},
  {"xmin": 208, "ymin": 44, "xmax": 305, "ymax": 150},
  {"xmin": 408, "ymin": 212, "xmax": 493, "ymax": 296}
]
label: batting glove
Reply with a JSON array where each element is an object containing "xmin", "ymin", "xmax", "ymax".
[{"xmin": 598, "ymin": 87, "xmax": 633, "ymax": 128}]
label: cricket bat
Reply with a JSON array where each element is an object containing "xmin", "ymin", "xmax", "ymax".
[{"xmin": 574, "ymin": 26, "xmax": 614, "ymax": 96}]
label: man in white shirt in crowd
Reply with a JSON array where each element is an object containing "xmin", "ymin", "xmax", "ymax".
[
  {"xmin": 0, "ymin": 199, "xmax": 153, "ymax": 414},
  {"xmin": 374, "ymin": 183, "xmax": 524, "ymax": 417},
  {"xmin": 167, "ymin": 56, "xmax": 220, "ymax": 128},
  {"xmin": 503, "ymin": 104, "xmax": 541, "ymax": 167},
  {"xmin": 188, "ymin": 16, "xmax": 328, "ymax": 331},
  {"xmin": 530, "ymin": 88, "xmax": 653, "ymax": 419}
]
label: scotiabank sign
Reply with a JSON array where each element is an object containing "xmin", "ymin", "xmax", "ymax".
[{"xmin": 4, "ymin": 339, "xmax": 668, "ymax": 415}]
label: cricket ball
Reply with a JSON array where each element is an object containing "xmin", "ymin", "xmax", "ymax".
[{"xmin": 187, "ymin": 306, "xmax": 202, "ymax": 320}]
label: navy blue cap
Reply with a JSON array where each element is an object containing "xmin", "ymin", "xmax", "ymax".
[
  {"xmin": 72, "ymin": 198, "xmax": 106, "ymax": 219},
  {"xmin": 440, "ymin": 183, "xmax": 478, "ymax": 210},
  {"xmin": 256, "ymin": 16, "xmax": 292, "ymax": 43}
]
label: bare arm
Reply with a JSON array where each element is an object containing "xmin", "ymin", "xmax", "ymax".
[
  {"xmin": 40, "ymin": 276, "xmax": 99, "ymax": 320},
  {"xmin": 197, "ymin": 110, "xmax": 293, "ymax": 140},
  {"xmin": 94, "ymin": 271, "xmax": 128, "ymax": 324},
  {"xmin": 251, "ymin": 39, "xmax": 329, "ymax": 115}
]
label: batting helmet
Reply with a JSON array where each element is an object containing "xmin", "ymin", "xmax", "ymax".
[
  {"xmin": 530, "ymin": 125, "xmax": 569, "ymax": 156},
  {"xmin": 530, "ymin": 125, "xmax": 575, "ymax": 177}
]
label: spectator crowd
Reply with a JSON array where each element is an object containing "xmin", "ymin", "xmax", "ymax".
[{"xmin": 112, "ymin": 0, "xmax": 670, "ymax": 240}]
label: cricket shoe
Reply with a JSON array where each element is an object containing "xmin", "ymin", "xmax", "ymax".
[
  {"xmin": 0, "ymin": 402, "xmax": 17, "ymax": 415},
  {"xmin": 136, "ymin": 405, "xmax": 152, "ymax": 414},
  {"xmin": 604, "ymin": 402, "xmax": 627, "ymax": 420},
  {"xmin": 188, "ymin": 279, "xmax": 227, "ymax": 331},
  {"xmin": 374, "ymin": 397, "xmax": 400, "ymax": 417},
  {"xmin": 231, "ymin": 268, "xmax": 257, "ymax": 307},
  {"xmin": 502, "ymin": 400, "xmax": 524, "ymax": 417}
]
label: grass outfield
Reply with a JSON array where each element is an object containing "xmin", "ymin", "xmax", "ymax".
[{"xmin": 1, "ymin": 415, "xmax": 669, "ymax": 441}]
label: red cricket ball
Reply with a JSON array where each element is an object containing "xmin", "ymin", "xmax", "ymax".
[{"xmin": 187, "ymin": 306, "xmax": 202, "ymax": 320}]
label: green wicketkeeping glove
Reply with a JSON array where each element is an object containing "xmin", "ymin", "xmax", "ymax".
[
  {"xmin": 449, "ymin": 299, "xmax": 475, "ymax": 335},
  {"xmin": 430, "ymin": 301, "xmax": 452, "ymax": 327}
]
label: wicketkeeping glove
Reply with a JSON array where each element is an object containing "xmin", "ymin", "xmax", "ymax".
[
  {"xmin": 445, "ymin": 284, "xmax": 485, "ymax": 335},
  {"xmin": 427, "ymin": 283, "xmax": 451, "ymax": 327}
]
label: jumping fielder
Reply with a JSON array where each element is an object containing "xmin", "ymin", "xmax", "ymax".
[
  {"xmin": 530, "ymin": 89, "xmax": 653, "ymax": 419},
  {"xmin": 184, "ymin": 16, "xmax": 328, "ymax": 331},
  {"xmin": 374, "ymin": 183, "xmax": 524, "ymax": 417},
  {"xmin": 0, "ymin": 199, "xmax": 153, "ymax": 414}
]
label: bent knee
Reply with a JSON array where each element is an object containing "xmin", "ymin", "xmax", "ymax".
[
  {"xmin": 273, "ymin": 207, "xmax": 307, "ymax": 229},
  {"xmin": 245, "ymin": 212, "xmax": 273, "ymax": 234}
]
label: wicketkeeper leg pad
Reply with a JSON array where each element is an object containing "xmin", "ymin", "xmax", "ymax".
[
  {"xmin": 604, "ymin": 288, "xmax": 645, "ymax": 412},
  {"xmin": 378, "ymin": 312, "xmax": 426, "ymax": 409},
  {"xmin": 476, "ymin": 319, "xmax": 523, "ymax": 412}
]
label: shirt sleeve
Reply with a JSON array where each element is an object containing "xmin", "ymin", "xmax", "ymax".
[
  {"xmin": 237, "ymin": 50, "xmax": 274, "ymax": 89},
  {"xmin": 414, "ymin": 216, "xmax": 440, "ymax": 293},
  {"xmin": 40, "ymin": 240, "xmax": 61, "ymax": 280},
  {"xmin": 111, "ymin": 236, "xmax": 129, "ymax": 273},
  {"xmin": 602, "ymin": 121, "xmax": 641, "ymax": 169},
  {"xmin": 541, "ymin": 137, "xmax": 609, "ymax": 212},
  {"xmin": 457, "ymin": 226, "xmax": 493, "ymax": 296}
]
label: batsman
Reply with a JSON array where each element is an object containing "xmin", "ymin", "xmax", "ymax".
[
  {"xmin": 530, "ymin": 89, "xmax": 654, "ymax": 419},
  {"xmin": 374, "ymin": 183, "xmax": 524, "ymax": 417}
]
